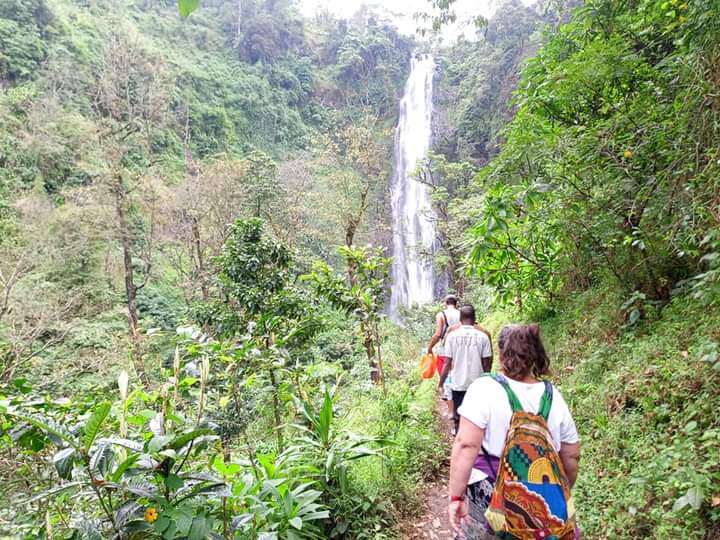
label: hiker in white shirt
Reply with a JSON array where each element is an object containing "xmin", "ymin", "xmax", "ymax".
[
  {"xmin": 446, "ymin": 323, "xmax": 581, "ymax": 539},
  {"xmin": 427, "ymin": 295, "xmax": 461, "ymax": 418},
  {"xmin": 438, "ymin": 304, "xmax": 492, "ymax": 434}
]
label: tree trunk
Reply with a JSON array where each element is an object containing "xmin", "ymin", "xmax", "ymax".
[
  {"xmin": 344, "ymin": 181, "xmax": 371, "ymax": 282},
  {"xmin": 268, "ymin": 370, "xmax": 284, "ymax": 451},
  {"xmin": 181, "ymin": 109, "xmax": 209, "ymax": 303},
  {"xmin": 345, "ymin": 220, "xmax": 357, "ymax": 249},
  {"xmin": 361, "ymin": 321, "xmax": 380, "ymax": 383},
  {"xmin": 373, "ymin": 321, "xmax": 385, "ymax": 393},
  {"xmin": 113, "ymin": 175, "xmax": 148, "ymax": 386},
  {"xmin": 344, "ymin": 222, "xmax": 359, "ymax": 285},
  {"xmin": 190, "ymin": 216, "xmax": 209, "ymax": 301}
]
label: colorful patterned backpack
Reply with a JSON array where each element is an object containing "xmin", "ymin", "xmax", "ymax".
[{"xmin": 484, "ymin": 375, "xmax": 577, "ymax": 540}]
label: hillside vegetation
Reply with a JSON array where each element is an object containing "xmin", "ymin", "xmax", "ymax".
[
  {"xmin": 0, "ymin": 0, "xmax": 412, "ymax": 390},
  {"xmin": 1, "ymin": 0, "xmax": 719, "ymax": 539},
  {"xmin": 429, "ymin": 1, "xmax": 720, "ymax": 538},
  {"xmin": 0, "ymin": 1, "xmax": 447, "ymax": 538}
]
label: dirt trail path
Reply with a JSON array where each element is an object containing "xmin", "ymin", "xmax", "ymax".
[{"xmin": 401, "ymin": 400, "xmax": 455, "ymax": 540}]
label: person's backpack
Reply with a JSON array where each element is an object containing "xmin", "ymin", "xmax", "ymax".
[{"xmin": 484, "ymin": 375, "xmax": 577, "ymax": 540}]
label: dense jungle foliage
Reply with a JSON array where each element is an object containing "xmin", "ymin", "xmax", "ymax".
[
  {"xmin": 0, "ymin": 0, "xmax": 443, "ymax": 538},
  {"xmin": 1, "ymin": 0, "xmax": 719, "ymax": 539},
  {"xmin": 427, "ymin": 1, "xmax": 720, "ymax": 538}
]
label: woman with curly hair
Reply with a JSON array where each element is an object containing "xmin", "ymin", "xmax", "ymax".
[{"xmin": 446, "ymin": 324, "xmax": 581, "ymax": 539}]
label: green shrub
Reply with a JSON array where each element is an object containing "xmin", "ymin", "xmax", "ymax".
[
  {"xmin": 522, "ymin": 289, "xmax": 720, "ymax": 539},
  {"xmin": 0, "ymin": 0, "xmax": 53, "ymax": 82}
]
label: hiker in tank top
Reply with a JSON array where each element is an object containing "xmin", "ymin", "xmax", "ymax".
[
  {"xmin": 447, "ymin": 324, "xmax": 581, "ymax": 540},
  {"xmin": 427, "ymin": 294, "xmax": 461, "ymax": 418}
]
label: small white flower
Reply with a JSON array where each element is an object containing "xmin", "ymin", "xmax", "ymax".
[
  {"xmin": 118, "ymin": 370, "xmax": 129, "ymax": 401},
  {"xmin": 200, "ymin": 356, "xmax": 210, "ymax": 384}
]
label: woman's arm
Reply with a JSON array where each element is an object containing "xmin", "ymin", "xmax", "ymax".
[
  {"xmin": 559, "ymin": 442, "xmax": 580, "ymax": 489},
  {"xmin": 448, "ymin": 418, "xmax": 485, "ymax": 534}
]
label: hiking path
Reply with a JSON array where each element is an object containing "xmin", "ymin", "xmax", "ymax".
[{"xmin": 401, "ymin": 399, "xmax": 454, "ymax": 540}]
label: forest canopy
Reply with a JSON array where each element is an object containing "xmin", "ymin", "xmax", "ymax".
[{"xmin": 1, "ymin": 0, "xmax": 719, "ymax": 539}]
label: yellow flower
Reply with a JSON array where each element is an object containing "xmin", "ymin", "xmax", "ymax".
[
  {"xmin": 679, "ymin": 3, "xmax": 688, "ymax": 10},
  {"xmin": 623, "ymin": 149, "xmax": 633, "ymax": 159},
  {"xmin": 144, "ymin": 507, "xmax": 159, "ymax": 523}
]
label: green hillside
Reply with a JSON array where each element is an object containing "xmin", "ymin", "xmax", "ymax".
[
  {"xmin": 1, "ymin": 0, "xmax": 719, "ymax": 539},
  {"xmin": 431, "ymin": 1, "xmax": 720, "ymax": 538}
]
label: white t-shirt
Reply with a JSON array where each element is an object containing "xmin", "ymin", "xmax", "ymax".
[
  {"xmin": 458, "ymin": 376, "xmax": 579, "ymax": 457},
  {"xmin": 434, "ymin": 307, "xmax": 460, "ymax": 356},
  {"xmin": 445, "ymin": 325, "xmax": 492, "ymax": 391}
]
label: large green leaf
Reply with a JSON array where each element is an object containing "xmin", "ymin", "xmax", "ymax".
[
  {"xmin": 176, "ymin": 481, "xmax": 230, "ymax": 502},
  {"xmin": 121, "ymin": 520, "xmax": 153, "ymax": 534},
  {"xmin": 83, "ymin": 402, "xmax": 111, "ymax": 450},
  {"xmin": 98, "ymin": 437, "xmax": 144, "ymax": 452},
  {"xmin": 148, "ymin": 435, "xmax": 174, "ymax": 453},
  {"xmin": 178, "ymin": 0, "xmax": 200, "ymax": 17},
  {"xmin": 318, "ymin": 392, "xmax": 333, "ymax": 445},
  {"xmin": 89, "ymin": 443, "xmax": 115, "ymax": 476},
  {"xmin": 164, "ymin": 473, "xmax": 184, "ymax": 491},
  {"xmin": 111, "ymin": 453, "xmax": 140, "ymax": 482},
  {"xmin": 673, "ymin": 486, "xmax": 704, "ymax": 512},
  {"xmin": 188, "ymin": 515, "xmax": 210, "ymax": 540},
  {"xmin": 154, "ymin": 515, "xmax": 171, "ymax": 534},
  {"xmin": 175, "ymin": 509, "xmax": 194, "ymax": 535},
  {"xmin": 115, "ymin": 500, "xmax": 142, "ymax": 526},
  {"xmin": 52, "ymin": 447, "xmax": 77, "ymax": 480},
  {"xmin": 126, "ymin": 481, "xmax": 157, "ymax": 498},
  {"xmin": 24, "ymin": 481, "xmax": 84, "ymax": 503},
  {"xmin": 5, "ymin": 410, "xmax": 78, "ymax": 450},
  {"xmin": 168, "ymin": 428, "xmax": 214, "ymax": 451}
]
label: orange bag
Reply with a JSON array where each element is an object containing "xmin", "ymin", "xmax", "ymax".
[{"xmin": 420, "ymin": 353, "xmax": 437, "ymax": 379}]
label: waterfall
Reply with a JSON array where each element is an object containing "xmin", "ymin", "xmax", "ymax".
[{"xmin": 389, "ymin": 54, "xmax": 438, "ymax": 321}]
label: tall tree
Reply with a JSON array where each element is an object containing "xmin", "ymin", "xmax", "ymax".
[
  {"xmin": 199, "ymin": 218, "xmax": 321, "ymax": 449},
  {"xmin": 93, "ymin": 30, "xmax": 170, "ymax": 384},
  {"xmin": 309, "ymin": 245, "xmax": 390, "ymax": 385},
  {"xmin": 326, "ymin": 116, "xmax": 388, "ymax": 279},
  {"xmin": 163, "ymin": 146, "xmax": 281, "ymax": 305},
  {"xmin": 416, "ymin": 152, "xmax": 478, "ymax": 295}
]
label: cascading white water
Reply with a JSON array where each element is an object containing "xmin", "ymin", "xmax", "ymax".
[{"xmin": 389, "ymin": 54, "xmax": 438, "ymax": 320}]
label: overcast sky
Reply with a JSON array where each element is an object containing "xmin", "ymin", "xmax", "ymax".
[{"xmin": 299, "ymin": 0, "xmax": 534, "ymax": 41}]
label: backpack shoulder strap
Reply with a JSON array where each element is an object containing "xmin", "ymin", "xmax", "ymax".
[
  {"xmin": 538, "ymin": 380, "xmax": 553, "ymax": 421},
  {"xmin": 493, "ymin": 374, "xmax": 523, "ymax": 413},
  {"xmin": 440, "ymin": 311, "xmax": 450, "ymax": 339},
  {"xmin": 494, "ymin": 375, "xmax": 554, "ymax": 420}
]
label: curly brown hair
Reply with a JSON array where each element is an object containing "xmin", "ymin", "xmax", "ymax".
[{"xmin": 497, "ymin": 323, "xmax": 550, "ymax": 380}]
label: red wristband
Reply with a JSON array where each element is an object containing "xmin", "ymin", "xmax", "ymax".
[{"xmin": 449, "ymin": 494, "xmax": 465, "ymax": 502}]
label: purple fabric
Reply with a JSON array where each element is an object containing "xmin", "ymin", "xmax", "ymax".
[{"xmin": 473, "ymin": 453, "xmax": 500, "ymax": 483}]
